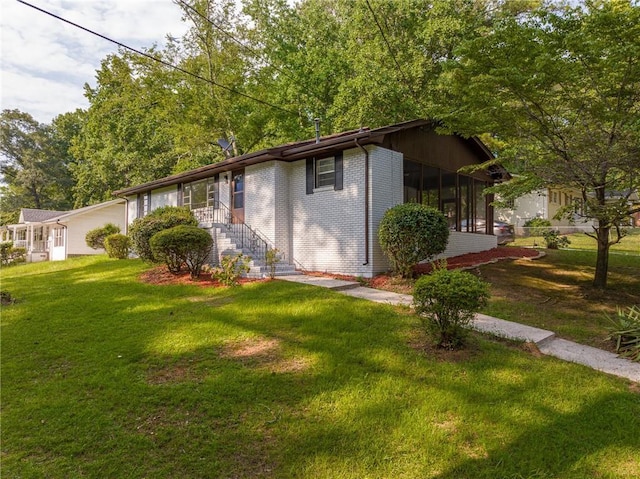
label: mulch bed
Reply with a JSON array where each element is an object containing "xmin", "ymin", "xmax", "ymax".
[
  {"xmin": 139, "ymin": 267, "xmax": 266, "ymax": 287},
  {"xmin": 413, "ymin": 247, "xmax": 543, "ymax": 274},
  {"xmin": 307, "ymin": 247, "xmax": 544, "ymax": 295},
  {"xmin": 140, "ymin": 247, "xmax": 543, "ymax": 289}
]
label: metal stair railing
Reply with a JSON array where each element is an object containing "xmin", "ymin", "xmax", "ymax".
[{"xmin": 192, "ymin": 202, "xmax": 282, "ymax": 262}]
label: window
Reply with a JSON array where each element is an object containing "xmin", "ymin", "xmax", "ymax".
[
  {"xmin": 421, "ymin": 166, "xmax": 439, "ymax": 209},
  {"xmin": 137, "ymin": 193, "xmax": 149, "ymax": 218},
  {"xmin": 316, "ymin": 158, "xmax": 335, "ymax": 188},
  {"xmin": 474, "ymin": 180, "xmax": 487, "ymax": 233},
  {"xmin": 53, "ymin": 228, "xmax": 64, "ymax": 247},
  {"xmin": 401, "ymin": 160, "xmax": 490, "ymax": 234},
  {"xmin": 184, "ymin": 178, "xmax": 216, "ymax": 209},
  {"xmin": 306, "ymin": 153, "xmax": 343, "ymax": 194},
  {"xmin": 459, "ymin": 176, "xmax": 471, "ymax": 231},
  {"xmin": 441, "ymin": 172, "xmax": 457, "ymax": 230},
  {"xmin": 403, "ymin": 160, "xmax": 421, "ymax": 203}
]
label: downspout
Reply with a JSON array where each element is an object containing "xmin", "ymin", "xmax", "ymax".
[
  {"xmin": 355, "ymin": 139, "xmax": 369, "ymax": 266},
  {"xmin": 123, "ymin": 197, "xmax": 130, "ymax": 235},
  {"xmin": 56, "ymin": 219, "xmax": 68, "ymax": 260}
]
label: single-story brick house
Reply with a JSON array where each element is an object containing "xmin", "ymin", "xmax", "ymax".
[
  {"xmin": 0, "ymin": 199, "xmax": 127, "ymax": 262},
  {"xmin": 114, "ymin": 119, "xmax": 508, "ymax": 277}
]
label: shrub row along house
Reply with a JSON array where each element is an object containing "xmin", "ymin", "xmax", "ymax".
[{"xmin": 113, "ymin": 119, "xmax": 508, "ymax": 277}]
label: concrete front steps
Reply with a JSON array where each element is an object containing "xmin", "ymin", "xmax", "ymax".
[{"xmin": 203, "ymin": 223, "xmax": 299, "ymax": 278}]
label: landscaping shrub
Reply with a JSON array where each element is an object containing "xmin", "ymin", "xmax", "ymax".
[
  {"xmin": 150, "ymin": 225, "xmax": 213, "ymax": 278},
  {"xmin": 211, "ymin": 253, "xmax": 251, "ymax": 286},
  {"xmin": 414, "ymin": 266, "xmax": 490, "ymax": 349},
  {"xmin": 542, "ymin": 230, "xmax": 571, "ymax": 249},
  {"xmin": 523, "ymin": 218, "xmax": 551, "ymax": 237},
  {"xmin": 85, "ymin": 223, "xmax": 121, "ymax": 250},
  {"xmin": 265, "ymin": 248, "xmax": 282, "ymax": 279},
  {"xmin": 605, "ymin": 305, "xmax": 640, "ymax": 362},
  {"xmin": 378, "ymin": 203, "xmax": 449, "ymax": 278},
  {"xmin": 0, "ymin": 242, "xmax": 26, "ymax": 266},
  {"xmin": 104, "ymin": 234, "xmax": 130, "ymax": 259},
  {"xmin": 129, "ymin": 206, "xmax": 197, "ymax": 262}
]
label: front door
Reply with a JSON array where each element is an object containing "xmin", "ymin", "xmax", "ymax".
[{"xmin": 231, "ymin": 169, "xmax": 245, "ymax": 223}]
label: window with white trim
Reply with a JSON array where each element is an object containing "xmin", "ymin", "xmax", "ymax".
[
  {"xmin": 315, "ymin": 157, "xmax": 335, "ymax": 188},
  {"xmin": 53, "ymin": 227, "xmax": 64, "ymax": 247},
  {"xmin": 183, "ymin": 178, "xmax": 216, "ymax": 210}
]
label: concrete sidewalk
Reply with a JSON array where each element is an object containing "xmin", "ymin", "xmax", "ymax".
[{"xmin": 279, "ymin": 275, "xmax": 640, "ymax": 382}]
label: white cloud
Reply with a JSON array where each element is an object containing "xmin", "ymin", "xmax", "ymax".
[{"xmin": 0, "ymin": 0, "xmax": 189, "ymax": 124}]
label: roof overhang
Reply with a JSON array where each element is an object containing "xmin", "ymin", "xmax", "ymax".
[{"xmin": 113, "ymin": 119, "xmax": 504, "ymax": 196}]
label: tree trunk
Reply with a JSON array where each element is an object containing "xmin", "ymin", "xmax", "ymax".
[{"xmin": 593, "ymin": 226, "xmax": 610, "ymax": 289}]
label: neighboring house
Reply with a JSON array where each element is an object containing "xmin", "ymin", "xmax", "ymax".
[
  {"xmin": 0, "ymin": 199, "xmax": 127, "ymax": 262},
  {"xmin": 496, "ymin": 186, "xmax": 639, "ymax": 235},
  {"xmin": 114, "ymin": 119, "xmax": 508, "ymax": 278}
]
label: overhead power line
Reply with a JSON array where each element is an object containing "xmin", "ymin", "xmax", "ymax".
[
  {"xmin": 17, "ymin": 0, "xmax": 298, "ymax": 116},
  {"xmin": 364, "ymin": 0, "xmax": 419, "ymax": 101},
  {"xmin": 174, "ymin": 0, "xmax": 327, "ymax": 106}
]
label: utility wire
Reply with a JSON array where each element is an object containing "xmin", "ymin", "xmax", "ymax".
[
  {"xmin": 175, "ymin": 0, "xmax": 327, "ymax": 106},
  {"xmin": 364, "ymin": 0, "xmax": 419, "ymax": 101},
  {"xmin": 17, "ymin": 0, "xmax": 298, "ymax": 116}
]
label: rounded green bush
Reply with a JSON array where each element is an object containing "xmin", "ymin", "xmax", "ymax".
[
  {"xmin": 85, "ymin": 223, "xmax": 121, "ymax": 250},
  {"xmin": 104, "ymin": 234, "xmax": 130, "ymax": 259},
  {"xmin": 414, "ymin": 268, "xmax": 490, "ymax": 349},
  {"xmin": 129, "ymin": 206, "xmax": 197, "ymax": 262},
  {"xmin": 523, "ymin": 217, "xmax": 551, "ymax": 237},
  {"xmin": 150, "ymin": 225, "xmax": 213, "ymax": 278},
  {"xmin": 378, "ymin": 203, "xmax": 449, "ymax": 278}
]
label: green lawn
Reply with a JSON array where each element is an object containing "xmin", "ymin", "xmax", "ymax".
[
  {"xmin": 512, "ymin": 227, "xmax": 640, "ymax": 253},
  {"xmin": 479, "ymin": 248, "xmax": 640, "ymax": 349},
  {"xmin": 2, "ymin": 256, "xmax": 639, "ymax": 478}
]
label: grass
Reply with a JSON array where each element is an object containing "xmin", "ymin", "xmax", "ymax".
[
  {"xmin": 512, "ymin": 227, "xmax": 640, "ymax": 253},
  {"xmin": 1, "ymin": 256, "xmax": 639, "ymax": 478},
  {"xmin": 479, "ymin": 248, "xmax": 640, "ymax": 349}
]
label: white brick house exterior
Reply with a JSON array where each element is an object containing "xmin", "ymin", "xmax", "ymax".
[{"xmin": 115, "ymin": 120, "xmax": 505, "ymax": 277}]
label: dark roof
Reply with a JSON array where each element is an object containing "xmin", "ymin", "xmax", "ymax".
[
  {"xmin": 14, "ymin": 200, "xmax": 125, "ymax": 226},
  {"xmin": 20, "ymin": 208, "xmax": 67, "ymax": 223},
  {"xmin": 114, "ymin": 119, "xmax": 498, "ymax": 196}
]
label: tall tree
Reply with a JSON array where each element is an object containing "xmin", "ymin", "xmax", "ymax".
[
  {"xmin": 72, "ymin": 52, "xmax": 183, "ymax": 206},
  {"xmin": 0, "ymin": 109, "xmax": 75, "ymax": 223},
  {"xmin": 439, "ymin": 0, "xmax": 640, "ymax": 288}
]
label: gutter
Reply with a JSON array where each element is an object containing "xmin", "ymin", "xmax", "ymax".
[{"xmin": 355, "ymin": 139, "xmax": 370, "ymax": 266}]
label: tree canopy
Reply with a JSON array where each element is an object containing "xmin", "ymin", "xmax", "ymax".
[
  {"xmin": 437, "ymin": 0, "xmax": 640, "ymax": 287},
  {"xmin": 3, "ymin": 0, "xmax": 638, "ymax": 288}
]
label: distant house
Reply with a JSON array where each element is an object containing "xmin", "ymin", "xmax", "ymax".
[
  {"xmin": 0, "ymin": 199, "xmax": 127, "ymax": 262},
  {"xmin": 496, "ymin": 186, "xmax": 639, "ymax": 235},
  {"xmin": 114, "ymin": 119, "xmax": 509, "ymax": 277}
]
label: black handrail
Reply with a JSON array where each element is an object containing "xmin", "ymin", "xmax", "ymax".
[{"xmin": 191, "ymin": 202, "xmax": 280, "ymax": 262}]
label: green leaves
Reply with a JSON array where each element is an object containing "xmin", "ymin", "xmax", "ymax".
[
  {"xmin": 378, "ymin": 203, "xmax": 449, "ymax": 278},
  {"xmin": 605, "ymin": 306, "xmax": 640, "ymax": 362}
]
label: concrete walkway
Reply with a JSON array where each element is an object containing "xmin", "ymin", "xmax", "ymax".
[{"xmin": 279, "ymin": 275, "xmax": 640, "ymax": 383}]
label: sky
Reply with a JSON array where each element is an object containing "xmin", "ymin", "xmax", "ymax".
[{"xmin": 1, "ymin": 0, "xmax": 190, "ymax": 124}]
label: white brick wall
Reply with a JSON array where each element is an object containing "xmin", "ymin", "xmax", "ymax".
[
  {"xmin": 245, "ymin": 162, "xmax": 277, "ymax": 241},
  {"xmin": 243, "ymin": 162, "xmax": 292, "ymax": 262},
  {"xmin": 242, "ymin": 145, "xmax": 494, "ymax": 277},
  {"xmin": 125, "ymin": 195, "xmax": 137, "ymax": 226},
  {"xmin": 436, "ymin": 231, "xmax": 498, "ymax": 260},
  {"xmin": 370, "ymin": 146, "xmax": 404, "ymax": 275},
  {"xmin": 288, "ymin": 148, "xmax": 372, "ymax": 276}
]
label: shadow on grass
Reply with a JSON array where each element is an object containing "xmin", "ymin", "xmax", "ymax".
[{"xmin": 2, "ymin": 257, "xmax": 639, "ymax": 478}]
